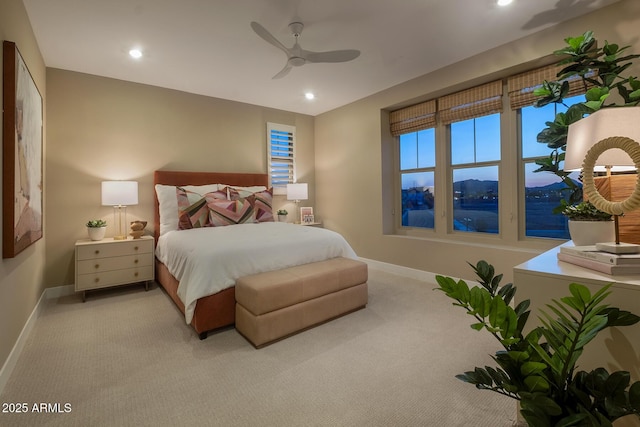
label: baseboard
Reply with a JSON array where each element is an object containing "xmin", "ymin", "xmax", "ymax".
[
  {"xmin": 360, "ymin": 257, "xmax": 441, "ymax": 283},
  {"xmin": 0, "ymin": 284, "xmax": 74, "ymax": 394}
]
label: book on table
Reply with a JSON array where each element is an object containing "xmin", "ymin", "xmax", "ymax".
[
  {"xmin": 557, "ymin": 252, "xmax": 640, "ymax": 275},
  {"xmin": 559, "ymin": 245, "xmax": 640, "ymax": 265}
]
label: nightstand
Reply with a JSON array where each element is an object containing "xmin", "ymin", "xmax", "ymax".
[{"xmin": 75, "ymin": 236, "xmax": 155, "ymax": 301}]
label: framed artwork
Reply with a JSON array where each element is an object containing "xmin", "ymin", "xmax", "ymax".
[
  {"xmin": 300, "ymin": 207, "xmax": 314, "ymax": 224},
  {"xmin": 2, "ymin": 41, "xmax": 43, "ymax": 258}
]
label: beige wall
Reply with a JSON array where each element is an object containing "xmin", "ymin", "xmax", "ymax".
[
  {"xmin": 0, "ymin": 0, "xmax": 46, "ymax": 372},
  {"xmin": 315, "ymin": 0, "xmax": 640, "ymax": 283},
  {"xmin": 45, "ymin": 70, "xmax": 315, "ymax": 286}
]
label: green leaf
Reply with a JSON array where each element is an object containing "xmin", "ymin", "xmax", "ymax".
[
  {"xmin": 569, "ymin": 283, "xmax": 591, "ymax": 308},
  {"xmin": 470, "ymin": 322, "xmax": 484, "ymax": 331},
  {"xmin": 521, "ymin": 361, "xmax": 547, "ymax": 376},
  {"xmin": 629, "ymin": 381, "xmax": 640, "ymax": 411},
  {"xmin": 524, "ymin": 375, "xmax": 550, "ymax": 393}
]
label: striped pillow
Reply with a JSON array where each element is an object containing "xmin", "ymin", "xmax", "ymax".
[{"xmin": 208, "ymin": 196, "xmax": 256, "ymax": 227}]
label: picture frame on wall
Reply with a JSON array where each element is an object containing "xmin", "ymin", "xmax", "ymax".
[
  {"xmin": 300, "ymin": 207, "xmax": 314, "ymax": 224},
  {"xmin": 2, "ymin": 41, "xmax": 43, "ymax": 258}
]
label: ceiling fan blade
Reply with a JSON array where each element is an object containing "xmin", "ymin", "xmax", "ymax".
[
  {"xmin": 250, "ymin": 21, "xmax": 289, "ymax": 54},
  {"xmin": 304, "ymin": 49, "xmax": 361, "ymax": 63},
  {"xmin": 272, "ymin": 64, "xmax": 292, "ymax": 79}
]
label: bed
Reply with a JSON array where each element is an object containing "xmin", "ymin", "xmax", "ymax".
[{"xmin": 153, "ymin": 170, "xmax": 359, "ymax": 339}]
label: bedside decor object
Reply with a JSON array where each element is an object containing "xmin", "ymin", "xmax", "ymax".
[
  {"xmin": 2, "ymin": 41, "xmax": 43, "ymax": 258},
  {"xmin": 86, "ymin": 219, "xmax": 107, "ymax": 241},
  {"xmin": 129, "ymin": 220, "xmax": 147, "ymax": 239},
  {"xmin": 276, "ymin": 209, "xmax": 288, "ymax": 222},
  {"xmin": 300, "ymin": 206, "xmax": 314, "ymax": 224},
  {"xmin": 560, "ymin": 201, "xmax": 614, "ymax": 246},
  {"xmin": 287, "ymin": 183, "xmax": 308, "ymax": 224},
  {"xmin": 102, "ymin": 181, "xmax": 138, "ymax": 240},
  {"xmin": 565, "ymin": 107, "xmax": 640, "ymax": 254}
]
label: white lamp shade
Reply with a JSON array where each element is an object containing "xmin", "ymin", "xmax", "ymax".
[
  {"xmin": 286, "ymin": 183, "xmax": 308, "ymax": 201},
  {"xmin": 101, "ymin": 181, "xmax": 139, "ymax": 206},
  {"xmin": 564, "ymin": 107, "xmax": 640, "ymax": 172}
]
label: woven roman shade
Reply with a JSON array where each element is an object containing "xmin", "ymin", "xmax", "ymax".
[
  {"xmin": 438, "ymin": 80, "xmax": 503, "ymax": 125},
  {"xmin": 507, "ymin": 63, "xmax": 595, "ymax": 110},
  {"xmin": 389, "ymin": 100, "xmax": 436, "ymax": 137}
]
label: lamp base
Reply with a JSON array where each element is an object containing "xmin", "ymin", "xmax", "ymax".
[
  {"xmin": 595, "ymin": 242, "xmax": 640, "ymax": 254},
  {"xmin": 113, "ymin": 235, "xmax": 127, "ymax": 241}
]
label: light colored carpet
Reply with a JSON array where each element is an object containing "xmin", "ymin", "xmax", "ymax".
[{"xmin": 0, "ymin": 268, "xmax": 518, "ymax": 426}]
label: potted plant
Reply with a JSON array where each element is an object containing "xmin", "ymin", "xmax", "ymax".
[
  {"xmin": 560, "ymin": 200, "xmax": 614, "ymax": 245},
  {"xmin": 435, "ymin": 260, "xmax": 640, "ymax": 427},
  {"xmin": 533, "ymin": 31, "xmax": 640, "ymax": 206},
  {"xmin": 276, "ymin": 209, "xmax": 288, "ymax": 222},
  {"xmin": 86, "ymin": 219, "xmax": 107, "ymax": 241}
]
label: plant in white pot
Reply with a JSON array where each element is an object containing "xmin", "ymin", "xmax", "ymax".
[
  {"xmin": 560, "ymin": 200, "xmax": 614, "ymax": 246},
  {"xmin": 277, "ymin": 209, "xmax": 288, "ymax": 223},
  {"xmin": 86, "ymin": 219, "xmax": 107, "ymax": 241}
]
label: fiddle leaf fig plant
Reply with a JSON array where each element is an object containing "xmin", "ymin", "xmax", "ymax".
[
  {"xmin": 533, "ymin": 30, "xmax": 640, "ymax": 205},
  {"xmin": 435, "ymin": 260, "xmax": 640, "ymax": 427}
]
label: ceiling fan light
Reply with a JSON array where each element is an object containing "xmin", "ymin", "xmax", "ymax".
[
  {"xmin": 305, "ymin": 92, "xmax": 315, "ymax": 100},
  {"xmin": 497, "ymin": 0, "xmax": 513, "ymax": 6},
  {"xmin": 289, "ymin": 57, "xmax": 306, "ymax": 67}
]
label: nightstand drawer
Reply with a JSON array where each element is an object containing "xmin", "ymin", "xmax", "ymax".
[
  {"xmin": 76, "ymin": 254, "xmax": 153, "ymax": 275},
  {"xmin": 76, "ymin": 239, "xmax": 153, "ymax": 260},
  {"xmin": 76, "ymin": 265, "xmax": 154, "ymax": 291}
]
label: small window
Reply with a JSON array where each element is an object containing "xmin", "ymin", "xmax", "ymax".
[
  {"xmin": 450, "ymin": 113, "xmax": 501, "ymax": 234},
  {"xmin": 521, "ymin": 95, "xmax": 583, "ymax": 238},
  {"xmin": 267, "ymin": 123, "xmax": 295, "ymax": 195},
  {"xmin": 400, "ymin": 129, "xmax": 435, "ymax": 229}
]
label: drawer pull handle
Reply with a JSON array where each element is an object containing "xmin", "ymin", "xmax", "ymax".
[
  {"xmin": 134, "ymin": 259, "xmax": 139, "ymax": 264},
  {"xmin": 134, "ymin": 246, "xmax": 139, "ymax": 251},
  {"xmin": 94, "ymin": 278, "xmax": 100, "ymax": 283},
  {"xmin": 134, "ymin": 272, "xmax": 139, "ymax": 277},
  {"xmin": 94, "ymin": 264, "xmax": 100, "ymax": 269},
  {"xmin": 95, "ymin": 250, "xmax": 100, "ymax": 255}
]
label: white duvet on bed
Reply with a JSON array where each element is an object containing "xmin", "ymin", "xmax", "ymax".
[{"xmin": 155, "ymin": 222, "xmax": 358, "ymax": 323}]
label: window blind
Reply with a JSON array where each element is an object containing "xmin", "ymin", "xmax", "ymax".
[
  {"xmin": 438, "ymin": 80, "xmax": 503, "ymax": 125},
  {"xmin": 267, "ymin": 122, "xmax": 296, "ymax": 196},
  {"xmin": 389, "ymin": 100, "xmax": 436, "ymax": 137},
  {"xmin": 507, "ymin": 63, "xmax": 596, "ymax": 110}
]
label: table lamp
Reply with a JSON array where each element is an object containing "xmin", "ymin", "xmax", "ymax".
[
  {"xmin": 564, "ymin": 107, "xmax": 640, "ymax": 254},
  {"xmin": 102, "ymin": 181, "xmax": 138, "ymax": 240},
  {"xmin": 286, "ymin": 183, "xmax": 308, "ymax": 224}
]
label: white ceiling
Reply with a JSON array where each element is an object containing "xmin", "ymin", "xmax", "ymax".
[{"xmin": 23, "ymin": 0, "xmax": 620, "ymax": 116}]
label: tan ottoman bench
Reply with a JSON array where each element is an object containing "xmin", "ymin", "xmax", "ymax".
[{"xmin": 235, "ymin": 257, "xmax": 368, "ymax": 348}]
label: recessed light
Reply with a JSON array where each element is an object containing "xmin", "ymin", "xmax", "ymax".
[
  {"xmin": 305, "ymin": 92, "xmax": 315, "ymax": 100},
  {"xmin": 497, "ymin": 0, "xmax": 513, "ymax": 6},
  {"xmin": 129, "ymin": 48, "xmax": 143, "ymax": 59}
]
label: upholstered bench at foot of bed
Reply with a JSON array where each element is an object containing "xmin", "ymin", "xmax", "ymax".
[{"xmin": 235, "ymin": 257, "xmax": 368, "ymax": 348}]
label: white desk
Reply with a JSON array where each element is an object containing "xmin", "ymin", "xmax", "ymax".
[{"xmin": 514, "ymin": 242, "xmax": 640, "ymax": 426}]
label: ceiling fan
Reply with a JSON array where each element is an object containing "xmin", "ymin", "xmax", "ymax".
[{"xmin": 250, "ymin": 21, "xmax": 361, "ymax": 79}]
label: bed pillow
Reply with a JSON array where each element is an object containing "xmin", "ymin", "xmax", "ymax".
[
  {"xmin": 221, "ymin": 184, "xmax": 268, "ymax": 199},
  {"xmin": 155, "ymin": 184, "xmax": 220, "ymax": 235},
  {"xmin": 208, "ymin": 196, "xmax": 256, "ymax": 227},
  {"xmin": 252, "ymin": 188, "xmax": 274, "ymax": 222},
  {"xmin": 227, "ymin": 187, "xmax": 273, "ymax": 223},
  {"xmin": 176, "ymin": 187, "xmax": 228, "ymax": 230}
]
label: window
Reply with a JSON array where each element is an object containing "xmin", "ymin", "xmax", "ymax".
[
  {"xmin": 451, "ymin": 114, "xmax": 500, "ymax": 234},
  {"xmin": 520, "ymin": 95, "xmax": 583, "ymax": 238},
  {"xmin": 267, "ymin": 122, "xmax": 295, "ymax": 195},
  {"xmin": 399, "ymin": 129, "xmax": 435, "ymax": 228}
]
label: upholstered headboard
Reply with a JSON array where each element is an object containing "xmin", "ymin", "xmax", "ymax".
[{"xmin": 153, "ymin": 170, "xmax": 269, "ymax": 242}]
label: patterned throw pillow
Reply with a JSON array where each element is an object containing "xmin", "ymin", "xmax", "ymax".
[
  {"xmin": 228, "ymin": 187, "xmax": 274, "ymax": 223},
  {"xmin": 176, "ymin": 187, "xmax": 228, "ymax": 229},
  {"xmin": 253, "ymin": 188, "xmax": 274, "ymax": 222},
  {"xmin": 208, "ymin": 196, "xmax": 256, "ymax": 227}
]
